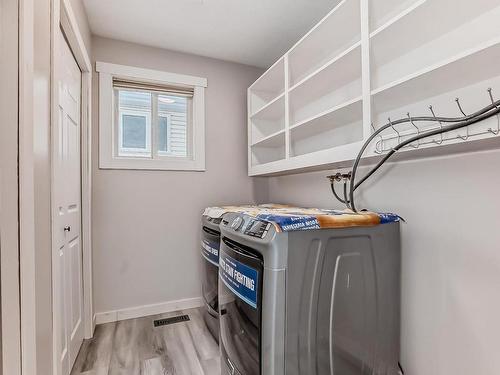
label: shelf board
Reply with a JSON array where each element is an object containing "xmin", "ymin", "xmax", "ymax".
[
  {"xmin": 289, "ymin": 41, "xmax": 361, "ymax": 94},
  {"xmin": 290, "ymin": 96, "xmax": 362, "ymax": 131},
  {"xmin": 249, "ymin": 56, "xmax": 285, "ymax": 91},
  {"xmin": 371, "ymin": 37, "xmax": 500, "ymax": 113},
  {"xmin": 250, "ymin": 92, "xmax": 285, "ymax": 119},
  {"xmin": 251, "ymin": 129, "xmax": 285, "ymax": 148},
  {"xmin": 287, "ymin": 0, "xmax": 351, "ymax": 53},
  {"xmin": 288, "ymin": 44, "xmax": 362, "ymax": 125},
  {"xmin": 249, "ymin": 136, "xmax": 500, "ymax": 176},
  {"xmin": 370, "ymin": 0, "xmax": 500, "ymax": 64},
  {"xmin": 369, "ymin": 0, "xmax": 426, "ymax": 39},
  {"xmin": 249, "ymin": 158, "xmax": 288, "ymax": 175},
  {"xmin": 287, "ymin": 0, "xmax": 361, "ymax": 86},
  {"xmin": 369, "ymin": 0, "xmax": 423, "ymax": 33},
  {"xmin": 249, "ymin": 141, "xmax": 364, "ymax": 176},
  {"xmin": 290, "ymin": 98, "xmax": 363, "ymax": 157}
]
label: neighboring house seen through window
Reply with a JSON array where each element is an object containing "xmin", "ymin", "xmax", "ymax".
[{"xmin": 116, "ymin": 88, "xmax": 188, "ymax": 158}]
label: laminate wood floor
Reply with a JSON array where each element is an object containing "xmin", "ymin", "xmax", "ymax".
[{"xmin": 71, "ymin": 307, "xmax": 220, "ymax": 375}]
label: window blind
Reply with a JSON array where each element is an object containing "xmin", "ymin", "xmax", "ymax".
[{"xmin": 113, "ymin": 78, "xmax": 194, "ymax": 97}]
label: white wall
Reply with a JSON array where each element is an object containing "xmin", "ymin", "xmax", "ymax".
[
  {"xmin": 91, "ymin": 36, "xmax": 265, "ymax": 315},
  {"xmin": 264, "ymin": 149, "xmax": 500, "ymax": 375}
]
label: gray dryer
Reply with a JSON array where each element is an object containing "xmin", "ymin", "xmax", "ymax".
[{"xmin": 218, "ymin": 211, "xmax": 401, "ymax": 375}]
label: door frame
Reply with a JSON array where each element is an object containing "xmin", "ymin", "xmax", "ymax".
[
  {"xmin": 0, "ymin": 0, "xmax": 22, "ymax": 373},
  {"xmin": 19, "ymin": 0, "xmax": 37, "ymax": 373},
  {"xmin": 50, "ymin": 0, "xmax": 93, "ymax": 371}
]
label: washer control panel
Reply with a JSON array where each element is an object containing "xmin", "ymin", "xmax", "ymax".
[
  {"xmin": 230, "ymin": 216, "xmax": 244, "ymax": 231},
  {"xmin": 244, "ymin": 219, "xmax": 271, "ymax": 239},
  {"xmin": 223, "ymin": 215, "xmax": 272, "ymax": 239},
  {"xmin": 207, "ymin": 216, "xmax": 222, "ymax": 225}
]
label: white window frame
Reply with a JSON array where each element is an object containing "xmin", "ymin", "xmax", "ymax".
[
  {"xmin": 157, "ymin": 113, "xmax": 173, "ymax": 155},
  {"xmin": 97, "ymin": 61, "xmax": 207, "ymax": 171}
]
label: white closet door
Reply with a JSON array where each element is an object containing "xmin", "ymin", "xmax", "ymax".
[{"xmin": 54, "ymin": 30, "xmax": 84, "ymax": 375}]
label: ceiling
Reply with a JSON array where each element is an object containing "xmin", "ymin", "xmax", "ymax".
[{"xmin": 82, "ymin": 0, "xmax": 338, "ymax": 68}]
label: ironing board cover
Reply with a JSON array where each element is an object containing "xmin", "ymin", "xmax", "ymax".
[
  {"xmin": 202, "ymin": 204, "xmax": 290, "ymax": 219},
  {"xmin": 203, "ymin": 204, "xmax": 400, "ymax": 232}
]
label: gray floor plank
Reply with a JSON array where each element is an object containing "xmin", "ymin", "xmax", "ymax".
[
  {"xmin": 72, "ymin": 322, "xmax": 117, "ymax": 374},
  {"xmin": 184, "ymin": 308, "xmax": 219, "ymax": 361},
  {"xmin": 200, "ymin": 357, "xmax": 221, "ymax": 375},
  {"xmin": 141, "ymin": 357, "xmax": 174, "ymax": 375},
  {"xmin": 71, "ymin": 307, "xmax": 220, "ymax": 375}
]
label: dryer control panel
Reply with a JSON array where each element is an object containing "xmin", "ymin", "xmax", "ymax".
[
  {"xmin": 244, "ymin": 219, "xmax": 271, "ymax": 239},
  {"xmin": 223, "ymin": 215, "xmax": 272, "ymax": 239}
]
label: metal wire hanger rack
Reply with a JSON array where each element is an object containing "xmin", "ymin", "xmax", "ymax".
[{"xmin": 328, "ymin": 88, "xmax": 500, "ymax": 212}]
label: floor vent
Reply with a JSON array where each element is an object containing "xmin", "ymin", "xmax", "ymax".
[{"xmin": 154, "ymin": 315, "xmax": 190, "ymax": 327}]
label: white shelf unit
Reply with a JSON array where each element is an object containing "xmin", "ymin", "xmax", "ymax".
[
  {"xmin": 250, "ymin": 130, "xmax": 286, "ymax": 166},
  {"xmin": 370, "ymin": 0, "xmax": 500, "ymax": 92},
  {"xmin": 288, "ymin": 0, "xmax": 361, "ymax": 87},
  {"xmin": 290, "ymin": 98, "xmax": 363, "ymax": 157},
  {"xmin": 289, "ymin": 43, "xmax": 362, "ymax": 125},
  {"xmin": 249, "ymin": 57, "xmax": 285, "ymax": 115},
  {"xmin": 248, "ymin": 0, "xmax": 500, "ymax": 176},
  {"xmin": 250, "ymin": 93, "xmax": 285, "ymax": 144}
]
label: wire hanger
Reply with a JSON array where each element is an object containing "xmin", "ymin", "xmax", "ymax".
[
  {"xmin": 455, "ymin": 97, "xmax": 469, "ymax": 140},
  {"xmin": 487, "ymin": 88, "xmax": 500, "ymax": 135}
]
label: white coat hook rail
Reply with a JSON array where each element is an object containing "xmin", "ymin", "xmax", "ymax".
[
  {"xmin": 374, "ymin": 88, "xmax": 500, "ymax": 154},
  {"xmin": 487, "ymin": 88, "xmax": 500, "ymax": 135},
  {"xmin": 388, "ymin": 118, "xmax": 401, "ymax": 152},
  {"xmin": 371, "ymin": 123, "xmax": 384, "ymax": 154},
  {"xmin": 455, "ymin": 97, "xmax": 469, "ymax": 140},
  {"xmin": 406, "ymin": 112, "xmax": 420, "ymax": 148},
  {"xmin": 429, "ymin": 105, "xmax": 444, "ymax": 145}
]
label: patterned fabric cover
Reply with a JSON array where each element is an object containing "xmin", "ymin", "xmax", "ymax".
[{"xmin": 203, "ymin": 204, "xmax": 401, "ymax": 232}]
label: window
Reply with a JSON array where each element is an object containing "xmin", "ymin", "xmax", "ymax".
[
  {"xmin": 118, "ymin": 92, "xmax": 152, "ymax": 156},
  {"xmin": 97, "ymin": 62, "xmax": 207, "ymax": 170},
  {"xmin": 115, "ymin": 87, "xmax": 189, "ymax": 158}
]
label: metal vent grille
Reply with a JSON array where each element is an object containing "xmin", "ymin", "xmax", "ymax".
[{"xmin": 153, "ymin": 315, "xmax": 190, "ymax": 327}]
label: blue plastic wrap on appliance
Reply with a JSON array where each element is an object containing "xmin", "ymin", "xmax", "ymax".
[
  {"xmin": 255, "ymin": 214, "xmax": 321, "ymax": 231},
  {"xmin": 254, "ymin": 209, "xmax": 401, "ymax": 232},
  {"xmin": 377, "ymin": 212, "xmax": 403, "ymax": 224}
]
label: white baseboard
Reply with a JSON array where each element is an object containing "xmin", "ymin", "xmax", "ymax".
[{"xmin": 95, "ymin": 297, "xmax": 204, "ymax": 325}]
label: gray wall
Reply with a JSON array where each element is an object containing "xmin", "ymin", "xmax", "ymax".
[
  {"xmin": 68, "ymin": 0, "xmax": 91, "ymax": 53},
  {"xmin": 91, "ymin": 36, "xmax": 265, "ymax": 314},
  {"xmin": 264, "ymin": 149, "xmax": 500, "ymax": 375}
]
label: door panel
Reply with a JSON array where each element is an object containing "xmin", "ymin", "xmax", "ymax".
[
  {"xmin": 54, "ymin": 30, "xmax": 83, "ymax": 375},
  {"xmin": 57, "ymin": 245, "xmax": 68, "ymax": 374},
  {"xmin": 219, "ymin": 238, "xmax": 263, "ymax": 375},
  {"xmin": 316, "ymin": 237, "xmax": 377, "ymax": 375},
  {"xmin": 201, "ymin": 226, "xmax": 220, "ymax": 313},
  {"xmin": 69, "ymin": 239, "xmax": 82, "ymax": 333}
]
